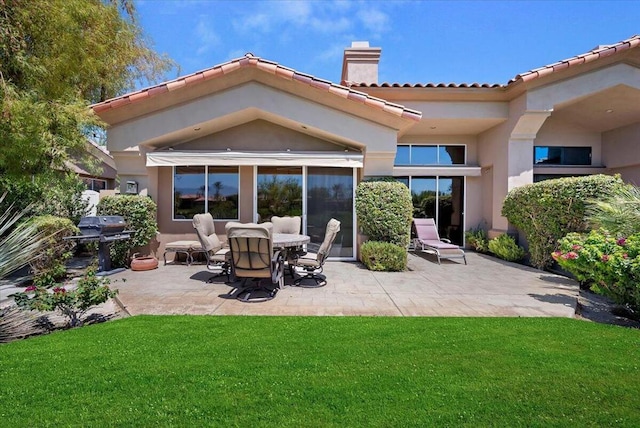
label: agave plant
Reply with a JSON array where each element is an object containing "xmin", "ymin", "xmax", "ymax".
[
  {"xmin": 586, "ymin": 185, "xmax": 640, "ymax": 237},
  {"xmin": 0, "ymin": 193, "xmax": 46, "ymax": 279}
]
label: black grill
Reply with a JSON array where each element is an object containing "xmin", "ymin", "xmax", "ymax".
[
  {"xmin": 67, "ymin": 216, "xmax": 133, "ymax": 275},
  {"xmin": 78, "ymin": 216, "xmax": 127, "ymax": 238}
]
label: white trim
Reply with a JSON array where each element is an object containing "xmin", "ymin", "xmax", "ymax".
[
  {"xmin": 147, "ymin": 150, "xmax": 363, "ymax": 168},
  {"xmin": 393, "ymin": 166, "xmax": 481, "ymax": 176}
]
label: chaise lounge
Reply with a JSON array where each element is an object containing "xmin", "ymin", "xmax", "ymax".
[{"xmin": 412, "ymin": 218, "xmax": 467, "ymax": 265}]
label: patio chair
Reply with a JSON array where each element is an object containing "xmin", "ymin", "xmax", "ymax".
[
  {"xmin": 271, "ymin": 215, "xmax": 305, "ymax": 263},
  {"xmin": 293, "ymin": 218, "xmax": 340, "ymax": 287},
  {"xmin": 192, "ymin": 213, "xmax": 231, "ymax": 282},
  {"xmin": 225, "ymin": 222, "xmax": 285, "ymax": 302},
  {"xmin": 271, "ymin": 215, "xmax": 302, "ymax": 234},
  {"xmin": 412, "ymin": 218, "xmax": 467, "ymax": 265}
]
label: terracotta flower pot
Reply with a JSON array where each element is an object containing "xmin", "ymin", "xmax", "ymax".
[{"xmin": 130, "ymin": 256, "xmax": 159, "ymax": 271}]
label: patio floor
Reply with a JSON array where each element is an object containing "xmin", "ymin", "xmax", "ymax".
[{"xmin": 108, "ymin": 251, "xmax": 579, "ymax": 317}]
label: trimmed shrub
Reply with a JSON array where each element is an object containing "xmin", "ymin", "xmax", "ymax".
[
  {"xmin": 488, "ymin": 234, "xmax": 526, "ymax": 262},
  {"xmin": 502, "ymin": 174, "xmax": 626, "ymax": 269},
  {"xmin": 355, "ymin": 180, "xmax": 413, "ymax": 248},
  {"xmin": 465, "ymin": 227, "xmax": 489, "ymax": 253},
  {"xmin": 360, "ymin": 241, "xmax": 407, "ymax": 272},
  {"xmin": 97, "ymin": 195, "xmax": 158, "ymax": 267},
  {"xmin": 29, "ymin": 215, "xmax": 79, "ymax": 287},
  {"xmin": 554, "ymin": 230, "xmax": 640, "ymax": 312}
]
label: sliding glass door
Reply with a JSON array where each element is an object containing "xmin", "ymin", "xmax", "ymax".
[
  {"xmin": 404, "ymin": 176, "xmax": 465, "ymax": 245},
  {"xmin": 256, "ymin": 166, "xmax": 302, "ymax": 222},
  {"xmin": 255, "ymin": 166, "xmax": 355, "ymax": 258},
  {"xmin": 306, "ymin": 167, "xmax": 354, "ymax": 258}
]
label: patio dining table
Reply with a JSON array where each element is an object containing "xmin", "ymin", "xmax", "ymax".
[
  {"xmin": 272, "ymin": 233, "xmax": 311, "ymax": 277},
  {"xmin": 273, "ymin": 233, "xmax": 310, "ymax": 249}
]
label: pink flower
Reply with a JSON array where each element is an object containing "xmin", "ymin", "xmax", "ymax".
[
  {"xmin": 601, "ymin": 254, "xmax": 610, "ymax": 262},
  {"xmin": 572, "ymin": 245, "xmax": 582, "ymax": 251},
  {"xmin": 53, "ymin": 287, "xmax": 66, "ymax": 294},
  {"xmin": 25, "ymin": 286, "xmax": 36, "ymax": 292},
  {"xmin": 617, "ymin": 238, "xmax": 627, "ymax": 246},
  {"xmin": 622, "ymin": 253, "xmax": 629, "ymax": 259},
  {"xmin": 552, "ymin": 251, "xmax": 562, "ymax": 260},
  {"xmin": 566, "ymin": 252, "xmax": 578, "ymax": 260}
]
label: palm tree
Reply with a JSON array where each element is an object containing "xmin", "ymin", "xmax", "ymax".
[{"xmin": 586, "ymin": 185, "xmax": 640, "ymax": 236}]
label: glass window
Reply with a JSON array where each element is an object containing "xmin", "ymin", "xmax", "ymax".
[
  {"xmin": 82, "ymin": 178, "xmax": 107, "ymax": 191},
  {"xmin": 173, "ymin": 166, "xmax": 239, "ymax": 220},
  {"xmin": 257, "ymin": 166, "xmax": 302, "ymax": 222},
  {"xmin": 534, "ymin": 146, "xmax": 591, "ymax": 165},
  {"xmin": 208, "ymin": 167, "xmax": 239, "ymax": 220},
  {"xmin": 174, "ymin": 166, "xmax": 205, "ymax": 220},
  {"xmin": 394, "ymin": 145, "xmax": 410, "ymax": 165},
  {"xmin": 411, "ymin": 146, "xmax": 438, "ymax": 165},
  {"xmin": 395, "ymin": 145, "xmax": 466, "ymax": 165},
  {"xmin": 439, "ymin": 146, "xmax": 465, "ymax": 165}
]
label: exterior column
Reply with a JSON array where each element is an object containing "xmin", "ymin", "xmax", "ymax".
[{"xmin": 490, "ymin": 110, "xmax": 551, "ymax": 234}]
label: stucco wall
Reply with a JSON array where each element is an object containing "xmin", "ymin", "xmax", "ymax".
[
  {"xmin": 535, "ymin": 116, "xmax": 602, "ymax": 164},
  {"xmin": 603, "ymin": 122, "xmax": 640, "ymax": 183},
  {"xmin": 181, "ymin": 120, "xmax": 345, "ymax": 152}
]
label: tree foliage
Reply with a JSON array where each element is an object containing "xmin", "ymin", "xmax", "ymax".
[{"xmin": 0, "ymin": 0, "xmax": 174, "ymax": 198}]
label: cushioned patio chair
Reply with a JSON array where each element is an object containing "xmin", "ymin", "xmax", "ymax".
[
  {"xmin": 271, "ymin": 215, "xmax": 302, "ymax": 234},
  {"xmin": 293, "ymin": 218, "xmax": 340, "ymax": 287},
  {"xmin": 193, "ymin": 213, "xmax": 231, "ymax": 282},
  {"xmin": 271, "ymin": 215, "xmax": 305, "ymax": 264},
  {"xmin": 412, "ymin": 218, "xmax": 467, "ymax": 265},
  {"xmin": 225, "ymin": 222, "xmax": 285, "ymax": 302}
]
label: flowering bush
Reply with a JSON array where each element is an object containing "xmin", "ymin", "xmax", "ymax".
[
  {"xmin": 553, "ymin": 230, "xmax": 640, "ymax": 311},
  {"xmin": 14, "ymin": 268, "xmax": 119, "ymax": 327}
]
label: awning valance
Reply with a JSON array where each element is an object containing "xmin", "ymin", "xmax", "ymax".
[{"xmin": 145, "ymin": 150, "xmax": 363, "ymax": 168}]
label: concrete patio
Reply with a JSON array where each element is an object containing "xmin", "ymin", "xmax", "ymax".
[{"xmin": 109, "ymin": 251, "xmax": 579, "ymax": 317}]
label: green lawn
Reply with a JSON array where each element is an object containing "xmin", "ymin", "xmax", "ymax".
[{"xmin": 1, "ymin": 316, "xmax": 639, "ymax": 427}]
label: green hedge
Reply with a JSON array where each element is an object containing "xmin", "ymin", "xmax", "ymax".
[
  {"xmin": 360, "ymin": 241, "xmax": 407, "ymax": 271},
  {"xmin": 355, "ymin": 181, "xmax": 413, "ymax": 248},
  {"xmin": 97, "ymin": 195, "xmax": 158, "ymax": 267},
  {"xmin": 502, "ymin": 175, "xmax": 626, "ymax": 269}
]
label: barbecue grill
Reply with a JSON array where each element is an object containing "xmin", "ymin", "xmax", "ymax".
[{"xmin": 66, "ymin": 216, "xmax": 133, "ymax": 275}]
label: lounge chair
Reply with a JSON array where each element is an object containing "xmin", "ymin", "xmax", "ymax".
[
  {"xmin": 412, "ymin": 218, "xmax": 467, "ymax": 265},
  {"xmin": 192, "ymin": 213, "xmax": 231, "ymax": 282},
  {"xmin": 225, "ymin": 222, "xmax": 285, "ymax": 302},
  {"xmin": 293, "ymin": 218, "xmax": 340, "ymax": 287}
]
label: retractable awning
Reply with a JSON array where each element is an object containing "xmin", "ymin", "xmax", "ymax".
[{"xmin": 146, "ymin": 150, "xmax": 363, "ymax": 168}]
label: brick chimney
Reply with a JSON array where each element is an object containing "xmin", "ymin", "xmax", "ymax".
[{"xmin": 341, "ymin": 41, "xmax": 381, "ymax": 86}]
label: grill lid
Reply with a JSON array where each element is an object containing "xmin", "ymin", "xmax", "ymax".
[{"xmin": 78, "ymin": 216, "xmax": 127, "ymax": 236}]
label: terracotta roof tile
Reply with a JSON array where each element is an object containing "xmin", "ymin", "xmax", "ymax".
[
  {"xmin": 91, "ymin": 53, "xmax": 421, "ymax": 121},
  {"xmin": 510, "ymin": 34, "xmax": 640, "ymax": 84},
  {"xmin": 347, "ymin": 35, "xmax": 640, "ymax": 89}
]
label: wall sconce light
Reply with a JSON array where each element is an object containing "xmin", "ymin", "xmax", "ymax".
[{"xmin": 125, "ymin": 180, "xmax": 138, "ymax": 194}]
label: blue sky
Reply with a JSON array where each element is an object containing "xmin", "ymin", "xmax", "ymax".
[{"xmin": 137, "ymin": 0, "xmax": 639, "ymax": 86}]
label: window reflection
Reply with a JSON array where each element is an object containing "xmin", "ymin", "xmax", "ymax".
[
  {"xmin": 534, "ymin": 146, "xmax": 591, "ymax": 165},
  {"xmin": 173, "ymin": 166, "xmax": 238, "ymax": 220},
  {"xmin": 395, "ymin": 145, "xmax": 466, "ymax": 165},
  {"xmin": 307, "ymin": 167, "xmax": 353, "ymax": 257},
  {"xmin": 257, "ymin": 166, "xmax": 302, "ymax": 222}
]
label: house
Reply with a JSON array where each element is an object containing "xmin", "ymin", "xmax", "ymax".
[{"xmin": 91, "ymin": 35, "xmax": 640, "ymax": 260}]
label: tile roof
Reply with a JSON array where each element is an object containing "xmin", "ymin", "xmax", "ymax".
[
  {"xmin": 346, "ymin": 35, "xmax": 640, "ymax": 89},
  {"xmin": 91, "ymin": 54, "xmax": 422, "ymax": 122},
  {"xmin": 510, "ymin": 34, "xmax": 640, "ymax": 84},
  {"xmin": 347, "ymin": 82, "xmax": 503, "ymax": 89}
]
